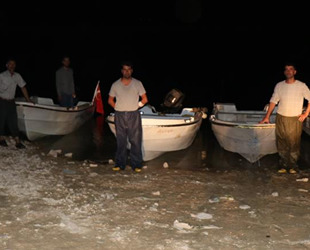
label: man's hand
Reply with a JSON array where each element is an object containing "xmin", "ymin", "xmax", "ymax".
[
  {"xmin": 259, "ymin": 117, "xmax": 269, "ymax": 124},
  {"xmin": 298, "ymin": 113, "xmax": 308, "ymax": 122},
  {"xmin": 27, "ymin": 99, "xmax": 35, "ymax": 105}
]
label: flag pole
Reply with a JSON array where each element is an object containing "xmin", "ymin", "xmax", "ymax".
[{"xmin": 92, "ymin": 80, "xmax": 100, "ymax": 105}]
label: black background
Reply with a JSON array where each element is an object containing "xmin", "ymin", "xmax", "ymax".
[{"xmin": 2, "ymin": 2, "xmax": 310, "ymax": 115}]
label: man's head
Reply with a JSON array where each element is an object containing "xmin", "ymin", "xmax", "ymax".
[
  {"xmin": 284, "ymin": 62, "xmax": 297, "ymax": 79},
  {"xmin": 6, "ymin": 58, "xmax": 16, "ymax": 74},
  {"xmin": 121, "ymin": 60, "xmax": 134, "ymax": 79},
  {"xmin": 62, "ymin": 56, "xmax": 71, "ymax": 68}
]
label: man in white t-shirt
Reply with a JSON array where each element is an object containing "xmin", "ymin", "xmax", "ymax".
[
  {"xmin": 108, "ymin": 60, "xmax": 148, "ymax": 173},
  {"xmin": 260, "ymin": 62, "xmax": 310, "ymax": 174},
  {"xmin": 0, "ymin": 58, "xmax": 33, "ymax": 148}
]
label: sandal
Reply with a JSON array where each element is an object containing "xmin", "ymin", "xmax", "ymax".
[{"xmin": 277, "ymin": 168, "xmax": 287, "ymax": 174}]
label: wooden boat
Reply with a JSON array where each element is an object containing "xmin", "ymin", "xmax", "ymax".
[{"xmin": 209, "ymin": 103, "xmax": 277, "ymax": 163}]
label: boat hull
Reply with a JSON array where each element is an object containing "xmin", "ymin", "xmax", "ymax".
[
  {"xmin": 106, "ymin": 106, "xmax": 205, "ymax": 161},
  {"xmin": 211, "ymin": 123, "xmax": 276, "ymax": 163},
  {"xmin": 16, "ymin": 99, "xmax": 95, "ymax": 141},
  {"xmin": 141, "ymin": 121, "xmax": 202, "ymax": 161},
  {"xmin": 210, "ymin": 103, "xmax": 277, "ymax": 163},
  {"xmin": 303, "ymin": 116, "xmax": 310, "ymax": 136}
]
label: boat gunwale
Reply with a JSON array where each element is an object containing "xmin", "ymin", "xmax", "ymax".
[
  {"xmin": 210, "ymin": 118, "xmax": 275, "ymax": 128},
  {"xmin": 16, "ymin": 101, "xmax": 94, "ymax": 113},
  {"xmin": 210, "ymin": 107, "xmax": 276, "ymax": 128},
  {"xmin": 106, "ymin": 116, "xmax": 202, "ymax": 128}
]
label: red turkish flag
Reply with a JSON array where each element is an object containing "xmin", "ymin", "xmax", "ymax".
[{"xmin": 93, "ymin": 81, "xmax": 104, "ymax": 115}]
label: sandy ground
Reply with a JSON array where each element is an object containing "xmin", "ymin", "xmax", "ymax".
[{"xmin": 1, "ymin": 130, "xmax": 310, "ymax": 250}]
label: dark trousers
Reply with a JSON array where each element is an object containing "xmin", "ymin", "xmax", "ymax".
[
  {"xmin": 60, "ymin": 93, "xmax": 74, "ymax": 108},
  {"xmin": 276, "ymin": 113, "xmax": 303, "ymax": 167},
  {"xmin": 114, "ymin": 110, "xmax": 143, "ymax": 168},
  {"xmin": 0, "ymin": 98, "xmax": 19, "ymax": 137}
]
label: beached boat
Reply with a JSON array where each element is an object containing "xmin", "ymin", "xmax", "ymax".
[
  {"xmin": 15, "ymin": 82, "xmax": 101, "ymax": 141},
  {"xmin": 106, "ymin": 105, "xmax": 207, "ymax": 161},
  {"xmin": 209, "ymin": 103, "xmax": 277, "ymax": 163},
  {"xmin": 303, "ymin": 114, "xmax": 310, "ymax": 136}
]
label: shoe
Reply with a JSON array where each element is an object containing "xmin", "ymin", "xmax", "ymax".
[
  {"xmin": 134, "ymin": 168, "xmax": 142, "ymax": 173},
  {"xmin": 289, "ymin": 168, "xmax": 297, "ymax": 174},
  {"xmin": 277, "ymin": 168, "xmax": 287, "ymax": 174},
  {"xmin": 16, "ymin": 142, "xmax": 26, "ymax": 149},
  {"xmin": 112, "ymin": 166, "xmax": 125, "ymax": 171},
  {"xmin": 0, "ymin": 140, "xmax": 8, "ymax": 147}
]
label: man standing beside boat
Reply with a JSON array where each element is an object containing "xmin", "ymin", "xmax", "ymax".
[
  {"xmin": 56, "ymin": 55, "xmax": 76, "ymax": 108},
  {"xmin": 0, "ymin": 58, "xmax": 33, "ymax": 149},
  {"xmin": 260, "ymin": 62, "xmax": 310, "ymax": 174},
  {"xmin": 108, "ymin": 60, "xmax": 148, "ymax": 173}
]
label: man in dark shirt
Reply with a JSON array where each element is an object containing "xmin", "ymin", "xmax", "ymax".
[{"xmin": 56, "ymin": 56, "xmax": 76, "ymax": 108}]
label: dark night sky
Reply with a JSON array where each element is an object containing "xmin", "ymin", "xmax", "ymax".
[{"xmin": 2, "ymin": 3, "xmax": 310, "ymax": 114}]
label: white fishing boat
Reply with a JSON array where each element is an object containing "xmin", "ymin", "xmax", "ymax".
[
  {"xmin": 15, "ymin": 82, "xmax": 101, "ymax": 141},
  {"xmin": 303, "ymin": 114, "xmax": 310, "ymax": 136},
  {"xmin": 106, "ymin": 105, "xmax": 207, "ymax": 161},
  {"xmin": 209, "ymin": 103, "xmax": 277, "ymax": 163}
]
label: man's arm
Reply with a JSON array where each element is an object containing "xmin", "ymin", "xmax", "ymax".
[
  {"xmin": 299, "ymin": 102, "xmax": 310, "ymax": 122},
  {"xmin": 56, "ymin": 71, "xmax": 62, "ymax": 101},
  {"xmin": 21, "ymin": 86, "xmax": 34, "ymax": 104},
  {"xmin": 108, "ymin": 95, "xmax": 116, "ymax": 109},
  {"xmin": 138, "ymin": 93, "xmax": 148, "ymax": 107},
  {"xmin": 259, "ymin": 102, "xmax": 276, "ymax": 124}
]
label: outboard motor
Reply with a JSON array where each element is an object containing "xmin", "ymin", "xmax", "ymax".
[{"xmin": 161, "ymin": 88, "xmax": 185, "ymax": 113}]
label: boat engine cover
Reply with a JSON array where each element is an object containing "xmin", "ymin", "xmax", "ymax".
[{"xmin": 162, "ymin": 88, "xmax": 185, "ymax": 108}]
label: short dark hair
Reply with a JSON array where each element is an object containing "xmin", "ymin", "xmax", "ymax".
[
  {"xmin": 62, "ymin": 55, "xmax": 70, "ymax": 60},
  {"xmin": 284, "ymin": 62, "xmax": 296, "ymax": 70},
  {"xmin": 120, "ymin": 60, "xmax": 133, "ymax": 69},
  {"xmin": 6, "ymin": 57, "xmax": 16, "ymax": 64}
]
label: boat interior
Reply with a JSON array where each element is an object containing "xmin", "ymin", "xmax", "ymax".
[
  {"xmin": 213, "ymin": 103, "xmax": 277, "ymax": 124},
  {"xmin": 16, "ymin": 96, "xmax": 90, "ymax": 108},
  {"xmin": 15, "ymin": 96, "xmax": 55, "ymax": 105},
  {"xmin": 215, "ymin": 112, "xmax": 276, "ymax": 124}
]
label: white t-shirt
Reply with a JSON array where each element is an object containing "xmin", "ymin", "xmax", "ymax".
[
  {"xmin": 0, "ymin": 70, "xmax": 26, "ymax": 100},
  {"xmin": 270, "ymin": 80, "xmax": 310, "ymax": 116},
  {"xmin": 109, "ymin": 77, "xmax": 146, "ymax": 111}
]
